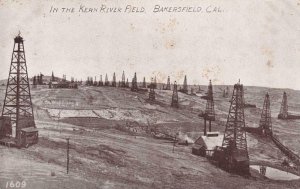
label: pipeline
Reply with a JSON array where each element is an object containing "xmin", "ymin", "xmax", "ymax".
[{"xmin": 271, "ymin": 135, "xmax": 300, "ymax": 166}]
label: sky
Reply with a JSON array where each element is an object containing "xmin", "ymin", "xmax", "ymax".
[{"xmin": 0, "ymin": 0, "xmax": 299, "ymax": 89}]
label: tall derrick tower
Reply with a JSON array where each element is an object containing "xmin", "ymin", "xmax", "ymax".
[
  {"xmin": 131, "ymin": 72, "xmax": 138, "ymax": 92},
  {"xmin": 221, "ymin": 81, "xmax": 249, "ymax": 174},
  {"xmin": 182, "ymin": 75, "xmax": 188, "ymax": 94},
  {"xmin": 112, "ymin": 72, "xmax": 116, "ymax": 87},
  {"xmin": 259, "ymin": 93, "xmax": 272, "ymax": 136},
  {"xmin": 200, "ymin": 80, "xmax": 215, "ymax": 135},
  {"xmin": 2, "ymin": 34, "xmax": 35, "ymax": 138},
  {"xmin": 104, "ymin": 73, "xmax": 109, "ymax": 86},
  {"xmin": 278, "ymin": 92, "xmax": 288, "ymax": 119},
  {"xmin": 166, "ymin": 76, "xmax": 171, "ymax": 90},
  {"xmin": 126, "ymin": 78, "xmax": 129, "ymax": 88},
  {"xmin": 32, "ymin": 75, "xmax": 37, "ymax": 88},
  {"xmin": 171, "ymin": 81, "xmax": 179, "ymax": 108},
  {"xmin": 121, "ymin": 71, "xmax": 126, "ymax": 88},
  {"xmin": 99, "ymin": 75, "xmax": 103, "ymax": 86},
  {"xmin": 149, "ymin": 78, "xmax": 155, "ymax": 101}
]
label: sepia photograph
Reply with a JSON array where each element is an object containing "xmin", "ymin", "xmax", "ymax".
[{"xmin": 0, "ymin": 0, "xmax": 300, "ymax": 188}]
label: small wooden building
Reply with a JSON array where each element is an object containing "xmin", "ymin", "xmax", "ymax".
[{"xmin": 19, "ymin": 127, "xmax": 38, "ymax": 148}]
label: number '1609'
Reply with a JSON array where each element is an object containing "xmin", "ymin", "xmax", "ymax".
[{"xmin": 5, "ymin": 181, "xmax": 26, "ymax": 188}]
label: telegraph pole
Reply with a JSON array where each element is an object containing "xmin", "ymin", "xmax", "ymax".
[{"xmin": 66, "ymin": 138, "xmax": 70, "ymax": 174}]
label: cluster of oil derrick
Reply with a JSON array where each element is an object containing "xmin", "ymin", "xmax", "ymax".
[
  {"xmin": 131, "ymin": 72, "xmax": 138, "ymax": 92},
  {"xmin": 86, "ymin": 77, "xmax": 94, "ymax": 86},
  {"xmin": 104, "ymin": 74, "xmax": 109, "ymax": 86},
  {"xmin": 171, "ymin": 81, "xmax": 179, "ymax": 108},
  {"xmin": 179, "ymin": 75, "xmax": 188, "ymax": 94},
  {"xmin": 215, "ymin": 82, "xmax": 249, "ymax": 174},
  {"xmin": 1, "ymin": 34, "xmax": 38, "ymax": 147},
  {"xmin": 112, "ymin": 72, "xmax": 116, "ymax": 87},
  {"xmin": 200, "ymin": 80, "xmax": 215, "ymax": 135},
  {"xmin": 259, "ymin": 93, "xmax": 272, "ymax": 136},
  {"xmin": 33, "ymin": 73, "xmax": 44, "ymax": 86},
  {"xmin": 142, "ymin": 77, "xmax": 146, "ymax": 88},
  {"xmin": 98, "ymin": 75, "xmax": 103, "ymax": 86},
  {"xmin": 149, "ymin": 78, "xmax": 156, "ymax": 101}
]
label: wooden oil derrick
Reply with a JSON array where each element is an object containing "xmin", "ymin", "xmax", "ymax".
[
  {"xmin": 126, "ymin": 78, "xmax": 129, "ymax": 88},
  {"xmin": 278, "ymin": 92, "xmax": 288, "ymax": 119},
  {"xmin": 149, "ymin": 78, "xmax": 155, "ymax": 101},
  {"xmin": 142, "ymin": 77, "xmax": 146, "ymax": 88},
  {"xmin": 112, "ymin": 72, "xmax": 116, "ymax": 87},
  {"xmin": 166, "ymin": 76, "xmax": 171, "ymax": 90},
  {"xmin": 2, "ymin": 34, "xmax": 36, "ymax": 141},
  {"xmin": 200, "ymin": 80, "xmax": 215, "ymax": 135},
  {"xmin": 218, "ymin": 81, "xmax": 249, "ymax": 174},
  {"xmin": 104, "ymin": 74, "xmax": 109, "ymax": 86},
  {"xmin": 32, "ymin": 75, "xmax": 37, "ymax": 88},
  {"xmin": 121, "ymin": 71, "xmax": 126, "ymax": 87},
  {"xmin": 171, "ymin": 81, "xmax": 179, "ymax": 108},
  {"xmin": 93, "ymin": 76, "xmax": 97, "ymax": 86},
  {"xmin": 259, "ymin": 93, "xmax": 272, "ymax": 136},
  {"xmin": 51, "ymin": 71, "xmax": 55, "ymax": 82},
  {"xmin": 182, "ymin": 75, "xmax": 188, "ymax": 94},
  {"xmin": 98, "ymin": 75, "xmax": 103, "ymax": 86},
  {"xmin": 131, "ymin": 72, "xmax": 138, "ymax": 92}
]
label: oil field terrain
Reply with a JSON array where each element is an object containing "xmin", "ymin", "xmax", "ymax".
[{"xmin": 1, "ymin": 78, "xmax": 300, "ymax": 189}]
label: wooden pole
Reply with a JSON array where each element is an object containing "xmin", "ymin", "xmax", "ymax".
[{"xmin": 66, "ymin": 138, "xmax": 69, "ymax": 174}]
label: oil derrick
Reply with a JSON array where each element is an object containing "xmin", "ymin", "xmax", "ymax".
[
  {"xmin": 2, "ymin": 34, "xmax": 35, "ymax": 139},
  {"xmin": 32, "ymin": 75, "xmax": 37, "ymax": 88},
  {"xmin": 166, "ymin": 76, "xmax": 171, "ymax": 90},
  {"xmin": 171, "ymin": 81, "xmax": 179, "ymax": 108},
  {"xmin": 220, "ymin": 81, "xmax": 249, "ymax": 174},
  {"xmin": 126, "ymin": 78, "xmax": 129, "ymax": 88},
  {"xmin": 121, "ymin": 71, "xmax": 126, "ymax": 87},
  {"xmin": 51, "ymin": 71, "xmax": 55, "ymax": 82},
  {"xmin": 278, "ymin": 92, "xmax": 288, "ymax": 119},
  {"xmin": 131, "ymin": 72, "xmax": 138, "ymax": 92},
  {"xmin": 112, "ymin": 72, "xmax": 116, "ymax": 87},
  {"xmin": 142, "ymin": 77, "xmax": 146, "ymax": 88},
  {"xmin": 98, "ymin": 75, "xmax": 103, "ymax": 86},
  {"xmin": 104, "ymin": 74, "xmax": 109, "ymax": 86},
  {"xmin": 202, "ymin": 80, "xmax": 215, "ymax": 135},
  {"xmin": 93, "ymin": 76, "xmax": 97, "ymax": 86},
  {"xmin": 149, "ymin": 78, "xmax": 155, "ymax": 101},
  {"xmin": 38, "ymin": 73, "xmax": 44, "ymax": 85},
  {"xmin": 182, "ymin": 75, "xmax": 188, "ymax": 94},
  {"xmin": 259, "ymin": 93, "xmax": 272, "ymax": 136}
]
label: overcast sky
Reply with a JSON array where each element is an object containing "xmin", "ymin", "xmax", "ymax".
[{"xmin": 0, "ymin": 0, "xmax": 299, "ymax": 89}]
